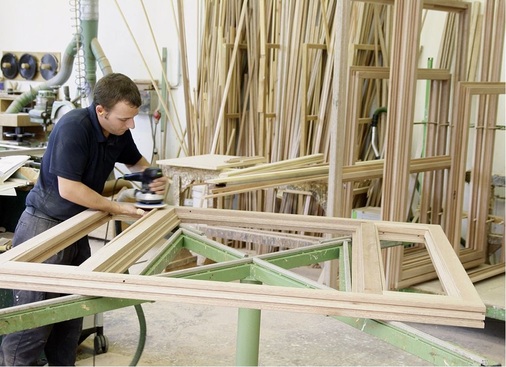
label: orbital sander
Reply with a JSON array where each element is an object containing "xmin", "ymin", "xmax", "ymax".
[{"xmin": 122, "ymin": 167, "xmax": 165, "ymax": 208}]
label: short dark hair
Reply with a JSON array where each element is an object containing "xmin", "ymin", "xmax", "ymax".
[{"xmin": 93, "ymin": 73, "xmax": 142, "ymax": 110}]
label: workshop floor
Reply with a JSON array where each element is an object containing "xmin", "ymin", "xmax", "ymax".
[{"xmin": 74, "ymin": 238, "xmax": 505, "ymax": 366}]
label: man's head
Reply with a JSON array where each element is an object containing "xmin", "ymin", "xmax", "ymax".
[
  {"xmin": 93, "ymin": 73, "xmax": 142, "ymax": 110},
  {"xmin": 94, "ymin": 73, "xmax": 142, "ymax": 136}
]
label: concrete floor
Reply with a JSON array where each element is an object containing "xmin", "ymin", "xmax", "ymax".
[
  {"xmin": 74, "ymin": 237, "xmax": 505, "ymax": 366},
  {"xmin": 74, "ymin": 301, "xmax": 505, "ymax": 366}
]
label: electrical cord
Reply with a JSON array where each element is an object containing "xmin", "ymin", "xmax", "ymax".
[{"xmin": 93, "ymin": 177, "xmax": 147, "ymax": 366}]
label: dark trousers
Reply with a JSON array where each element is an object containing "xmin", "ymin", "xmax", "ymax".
[{"xmin": 0, "ymin": 208, "xmax": 91, "ymax": 366}]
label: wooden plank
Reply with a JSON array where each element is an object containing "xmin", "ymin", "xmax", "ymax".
[
  {"xmin": 80, "ymin": 208, "xmax": 180, "ymax": 273},
  {"xmin": 0, "ymin": 113, "xmax": 38, "ymax": 127},
  {"xmin": 381, "ymin": 1, "xmax": 423, "ymax": 290},
  {"xmin": 352, "ymin": 222, "xmax": 385, "ymax": 293},
  {"xmin": 0, "ymin": 210, "xmax": 111, "ymax": 264},
  {"xmin": 0, "ymin": 261, "xmax": 484, "ymax": 328},
  {"xmin": 158, "ymin": 154, "xmax": 239, "ymax": 171},
  {"xmin": 205, "ymin": 156, "xmax": 451, "ymax": 194}
]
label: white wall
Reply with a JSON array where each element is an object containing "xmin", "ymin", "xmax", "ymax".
[{"xmin": 0, "ymin": 0, "xmax": 201, "ymax": 165}]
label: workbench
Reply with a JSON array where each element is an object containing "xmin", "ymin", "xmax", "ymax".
[{"xmin": 157, "ymin": 154, "xmax": 265, "ymax": 207}]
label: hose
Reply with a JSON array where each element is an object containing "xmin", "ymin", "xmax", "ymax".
[
  {"xmin": 370, "ymin": 107, "xmax": 387, "ymax": 159},
  {"xmin": 111, "ymin": 183, "xmax": 147, "ymax": 366},
  {"xmin": 91, "ymin": 38, "xmax": 113, "ymax": 76},
  {"xmin": 130, "ymin": 303, "xmax": 147, "ymax": 366}
]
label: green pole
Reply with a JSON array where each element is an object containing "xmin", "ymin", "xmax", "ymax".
[
  {"xmin": 160, "ymin": 47, "xmax": 168, "ymax": 134},
  {"xmin": 80, "ymin": 0, "xmax": 99, "ymax": 91},
  {"xmin": 236, "ymin": 279, "xmax": 262, "ymax": 366}
]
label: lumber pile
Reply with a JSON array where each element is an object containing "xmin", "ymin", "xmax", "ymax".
[
  {"xmin": 192, "ymin": 0, "xmax": 338, "ymax": 161},
  {"xmin": 176, "ymin": 0, "xmax": 504, "ymax": 288},
  {"xmin": 113, "ymin": 0, "xmax": 504, "ymax": 288}
]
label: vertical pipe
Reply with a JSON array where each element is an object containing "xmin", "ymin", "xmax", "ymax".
[
  {"xmin": 236, "ymin": 279, "xmax": 261, "ymax": 366},
  {"xmin": 160, "ymin": 47, "xmax": 168, "ymax": 159},
  {"xmin": 80, "ymin": 0, "xmax": 99, "ymax": 93}
]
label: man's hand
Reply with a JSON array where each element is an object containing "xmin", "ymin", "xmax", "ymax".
[
  {"xmin": 58, "ymin": 177, "xmax": 146, "ymax": 217},
  {"xmin": 116, "ymin": 202, "xmax": 145, "ymax": 218},
  {"xmin": 148, "ymin": 175, "xmax": 168, "ymax": 195}
]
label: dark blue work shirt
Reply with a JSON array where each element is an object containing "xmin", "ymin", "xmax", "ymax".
[{"xmin": 26, "ymin": 104, "xmax": 142, "ymax": 221}]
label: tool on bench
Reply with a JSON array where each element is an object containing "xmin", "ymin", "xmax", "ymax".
[{"xmin": 122, "ymin": 167, "xmax": 165, "ymax": 208}]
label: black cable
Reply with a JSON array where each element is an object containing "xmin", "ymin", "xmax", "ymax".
[{"xmin": 105, "ymin": 177, "xmax": 147, "ymax": 366}]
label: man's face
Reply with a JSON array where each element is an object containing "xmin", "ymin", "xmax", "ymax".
[{"xmin": 97, "ymin": 101, "xmax": 139, "ymax": 136}]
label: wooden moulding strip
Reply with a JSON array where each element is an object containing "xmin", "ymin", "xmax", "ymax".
[
  {"xmin": 208, "ymin": 165, "xmax": 328, "ymax": 185},
  {"xmin": 191, "ymin": 225, "xmax": 322, "ymax": 248},
  {"xmin": 424, "ymin": 225, "xmax": 483, "ymax": 304},
  {"xmin": 176, "ymin": 206, "xmax": 361, "ymax": 235},
  {"xmin": 0, "ymin": 261, "xmax": 484, "ymax": 328},
  {"xmin": 208, "ymin": 174, "xmax": 329, "ymax": 199},
  {"xmin": 215, "ymin": 156, "xmax": 268, "ymax": 170},
  {"xmin": 352, "ymin": 222, "xmax": 386, "ymax": 293},
  {"xmin": 100, "ymin": 214, "xmax": 181, "ymax": 274},
  {"xmin": 220, "ymin": 154, "xmax": 324, "ymax": 177},
  {"xmin": 215, "ymin": 156, "xmax": 451, "ymax": 184},
  {"xmin": 381, "ymin": 1, "xmax": 423, "ymax": 290},
  {"xmin": 312, "ymin": 5, "xmax": 338, "ymax": 156},
  {"xmin": 351, "ymin": 66, "xmax": 451, "ymax": 82},
  {"xmin": 0, "ymin": 210, "xmax": 111, "ymax": 264},
  {"xmin": 351, "ymin": 0, "xmax": 469, "ymax": 13},
  {"xmin": 468, "ymin": 263, "xmax": 505, "ymax": 283},
  {"xmin": 80, "ymin": 208, "xmax": 180, "ymax": 273},
  {"xmin": 382, "ymin": 0, "xmax": 423, "ymax": 222},
  {"xmin": 205, "ymin": 156, "xmax": 451, "ymax": 198}
]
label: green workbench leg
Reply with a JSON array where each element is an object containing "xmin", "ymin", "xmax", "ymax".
[{"xmin": 236, "ymin": 279, "xmax": 262, "ymax": 366}]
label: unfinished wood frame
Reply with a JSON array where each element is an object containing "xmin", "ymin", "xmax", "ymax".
[
  {"xmin": 333, "ymin": 0, "xmax": 472, "ymax": 289},
  {"xmin": 342, "ymin": 67, "xmax": 452, "ymax": 219},
  {"xmin": 340, "ymin": 66, "xmax": 460, "ymax": 288},
  {"xmin": 0, "ymin": 207, "xmax": 485, "ymax": 329},
  {"xmin": 445, "ymin": 82, "xmax": 506, "ymax": 267}
]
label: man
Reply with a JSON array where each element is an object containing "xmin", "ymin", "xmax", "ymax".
[{"xmin": 0, "ymin": 73, "xmax": 167, "ymax": 366}]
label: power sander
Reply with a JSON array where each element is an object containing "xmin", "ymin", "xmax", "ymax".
[{"xmin": 122, "ymin": 167, "xmax": 165, "ymax": 207}]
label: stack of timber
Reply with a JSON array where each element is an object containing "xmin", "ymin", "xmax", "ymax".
[{"xmin": 181, "ymin": 0, "xmax": 504, "ymax": 288}]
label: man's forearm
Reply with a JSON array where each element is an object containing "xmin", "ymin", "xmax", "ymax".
[{"xmin": 57, "ymin": 176, "xmax": 127, "ymax": 214}]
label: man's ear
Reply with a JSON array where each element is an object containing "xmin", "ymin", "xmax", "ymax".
[{"xmin": 96, "ymin": 105, "xmax": 105, "ymax": 116}]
